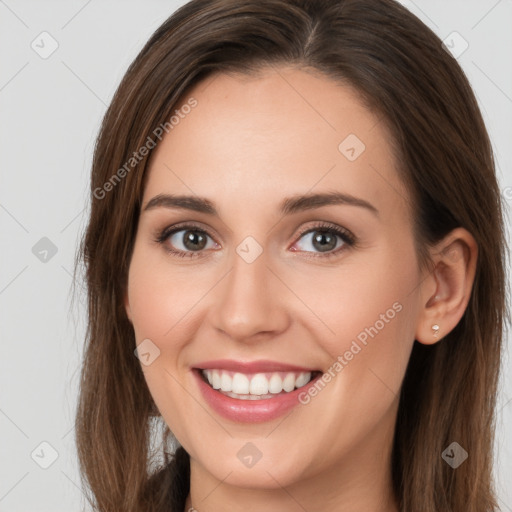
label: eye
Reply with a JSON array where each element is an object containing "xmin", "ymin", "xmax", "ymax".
[
  {"xmin": 155, "ymin": 223, "xmax": 218, "ymax": 258},
  {"xmin": 290, "ymin": 222, "xmax": 356, "ymax": 258}
]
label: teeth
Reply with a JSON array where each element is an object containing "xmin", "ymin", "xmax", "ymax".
[
  {"xmin": 268, "ymin": 374, "xmax": 283, "ymax": 394},
  {"xmin": 220, "ymin": 372, "xmax": 231, "ymax": 392},
  {"xmin": 283, "ymin": 373, "xmax": 296, "ymax": 392},
  {"xmin": 232, "ymin": 372, "xmax": 250, "ymax": 394},
  {"xmin": 211, "ymin": 370, "xmax": 221, "ymax": 389},
  {"xmin": 201, "ymin": 369, "xmax": 313, "ymax": 397},
  {"xmin": 295, "ymin": 372, "xmax": 310, "ymax": 388},
  {"xmin": 249, "ymin": 374, "xmax": 269, "ymax": 395}
]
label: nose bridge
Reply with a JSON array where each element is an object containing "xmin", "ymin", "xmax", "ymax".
[{"xmin": 210, "ymin": 239, "xmax": 289, "ymax": 341}]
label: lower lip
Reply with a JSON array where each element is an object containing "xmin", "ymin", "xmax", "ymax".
[{"xmin": 192, "ymin": 369, "xmax": 321, "ymax": 423}]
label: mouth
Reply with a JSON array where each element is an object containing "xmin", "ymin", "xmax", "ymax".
[
  {"xmin": 191, "ymin": 362, "xmax": 323, "ymax": 423},
  {"xmin": 197, "ymin": 368, "xmax": 322, "ymax": 400}
]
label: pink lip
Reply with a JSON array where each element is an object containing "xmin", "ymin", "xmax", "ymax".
[
  {"xmin": 194, "ymin": 359, "xmax": 317, "ymax": 373},
  {"xmin": 192, "ymin": 367, "xmax": 322, "ymax": 423}
]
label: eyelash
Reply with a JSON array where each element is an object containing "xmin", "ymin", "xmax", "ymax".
[{"xmin": 154, "ymin": 221, "xmax": 356, "ymax": 260}]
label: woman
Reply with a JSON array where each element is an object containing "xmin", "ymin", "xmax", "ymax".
[{"xmin": 74, "ymin": 0, "xmax": 507, "ymax": 511}]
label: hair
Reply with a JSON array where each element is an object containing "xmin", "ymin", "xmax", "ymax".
[{"xmin": 73, "ymin": 0, "xmax": 508, "ymax": 511}]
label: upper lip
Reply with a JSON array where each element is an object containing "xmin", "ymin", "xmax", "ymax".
[{"xmin": 193, "ymin": 359, "xmax": 318, "ymax": 373}]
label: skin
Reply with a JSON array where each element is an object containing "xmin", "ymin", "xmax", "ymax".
[{"xmin": 124, "ymin": 66, "xmax": 477, "ymax": 512}]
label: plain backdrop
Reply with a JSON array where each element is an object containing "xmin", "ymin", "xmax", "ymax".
[{"xmin": 0, "ymin": 1, "xmax": 511, "ymax": 511}]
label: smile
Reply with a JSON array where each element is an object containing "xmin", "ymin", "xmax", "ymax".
[
  {"xmin": 200, "ymin": 369, "xmax": 318, "ymax": 399},
  {"xmin": 192, "ymin": 360, "xmax": 323, "ymax": 423}
]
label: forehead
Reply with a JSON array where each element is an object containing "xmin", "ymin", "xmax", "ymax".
[{"xmin": 143, "ymin": 67, "xmax": 409, "ymax": 222}]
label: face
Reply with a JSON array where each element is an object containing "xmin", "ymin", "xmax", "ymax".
[{"xmin": 125, "ymin": 67, "xmax": 425, "ymax": 494}]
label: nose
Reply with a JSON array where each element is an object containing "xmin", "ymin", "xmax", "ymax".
[{"xmin": 209, "ymin": 246, "xmax": 290, "ymax": 343}]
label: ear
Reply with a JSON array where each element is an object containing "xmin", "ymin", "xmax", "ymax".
[{"xmin": 415, "ymin": 227, "xmax": 478, "ymax": 345}]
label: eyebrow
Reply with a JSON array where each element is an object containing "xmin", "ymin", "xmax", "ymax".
[{"xmin": 142, "ymin": 191, "xmax": 379, "ymax": 217}]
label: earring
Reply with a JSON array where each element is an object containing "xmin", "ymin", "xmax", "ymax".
[{"xmin": 432, "ymin": 324, "xmax": 440, "ymax": 338}]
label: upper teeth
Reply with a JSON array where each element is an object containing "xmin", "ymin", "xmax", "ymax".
[{"xmin": 202, "ymin": 369, "xmax": 313, "ymax": 395}]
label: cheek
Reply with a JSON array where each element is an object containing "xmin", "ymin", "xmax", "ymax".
[
  {"xmin": 290, "ymin": 255, "xmax": 417, "ymax": 353},
  {"xmin": 126, "ymin": 246, "xmax": 204, "ymax": 343}
]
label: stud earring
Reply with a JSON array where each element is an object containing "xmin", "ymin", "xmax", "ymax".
[{"xmin": 432, "ymin": 324, "xmax": 440, "ymax": 338}]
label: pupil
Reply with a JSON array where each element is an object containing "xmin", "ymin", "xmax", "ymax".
[{"xmin": 313, "ymin": 231, "xmax": 336, "ymax": 252}]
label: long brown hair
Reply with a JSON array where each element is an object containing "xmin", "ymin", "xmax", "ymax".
[{"xmin": 73, "ymin": 0, "xmax": 507, "ymax": 510}]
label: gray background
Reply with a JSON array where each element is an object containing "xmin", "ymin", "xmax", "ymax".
[{"xmin": 0, "ymin": 1, "xmax": 511, "ymax": 510}]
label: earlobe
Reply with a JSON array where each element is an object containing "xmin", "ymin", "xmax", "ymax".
[{"xmin": 415, "ymin": 228, "xmax": 478, "ymax": 345}]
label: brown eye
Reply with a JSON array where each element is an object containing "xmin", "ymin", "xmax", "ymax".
[
  {"xmin": 156, "ymin": 225, "xmax": 218, "ymax": 258},
  {"xmin": 178, "ymin": 229, "xmax": 209, "ymax": 251}
]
